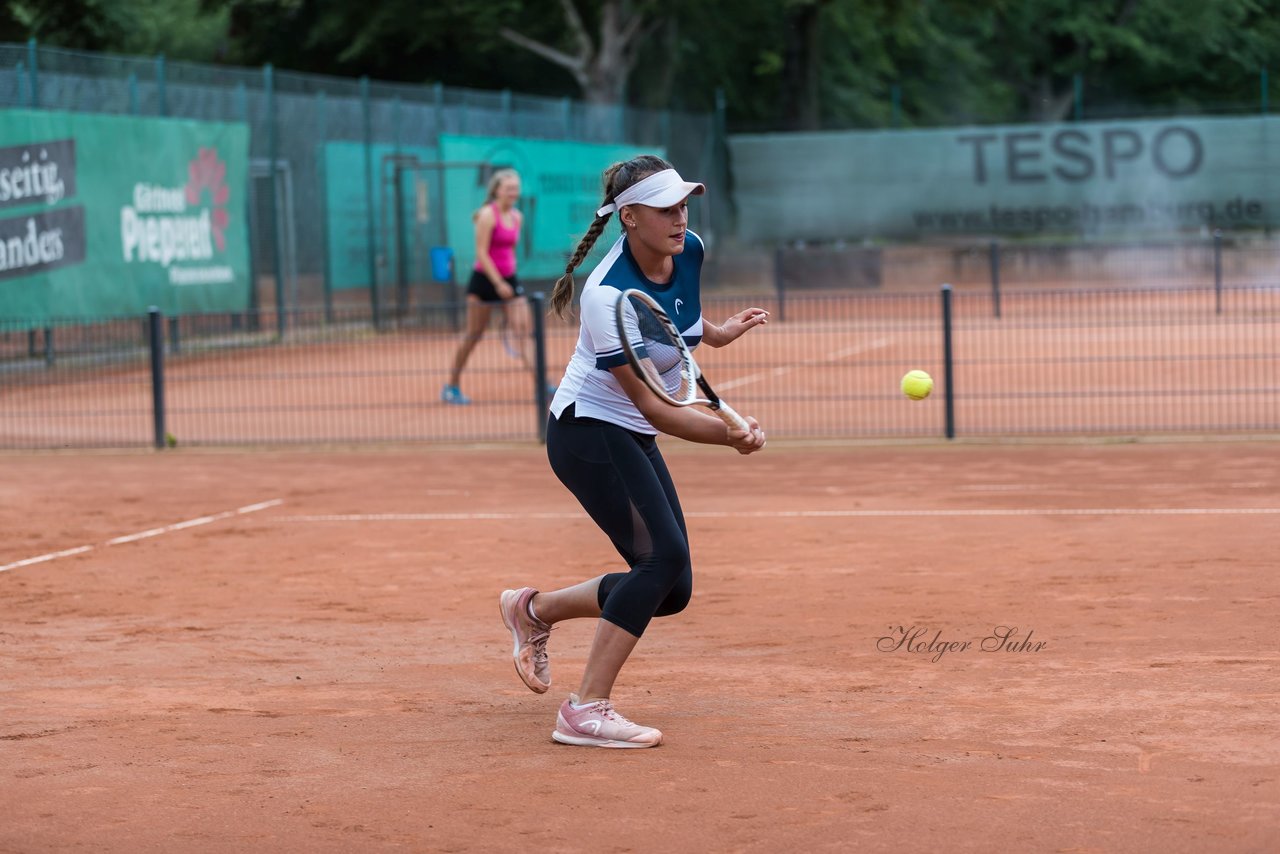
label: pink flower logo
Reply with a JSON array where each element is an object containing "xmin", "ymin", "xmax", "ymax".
[{"xmin": 185, "ymin": 147, "xmax": 231, "ymax": 251}]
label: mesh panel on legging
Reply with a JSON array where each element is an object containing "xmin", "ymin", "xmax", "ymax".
[{"xmin": 546, "ymin": 411, "xmax": 693, "ymax": 637}]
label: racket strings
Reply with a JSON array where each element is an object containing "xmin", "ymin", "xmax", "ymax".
[{"xmin": 625, "ymin": 296, "xmax": 694, "ymax": 402}]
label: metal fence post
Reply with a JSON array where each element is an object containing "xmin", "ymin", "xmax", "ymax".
[
  {"xmin": 941, "ymin": 284, "xmax": 955, "ymax": 440},
  {"xmin": 361, "ymin": 76, "xmax": 380, "ymax": 329},
  {"xmin": 27, "ymin": 38, "xmax": 37, "ymax": 107},
  {"xmin": 433, "ymin": 82, "xmax": 445, "ymax": 138},
  {"xmin": 235, "ymin": 81, "xmax": 258, "ymax": 333},
  {"xmin": 265, "ymin": 63, "xmax": 284, "ymax": 337},
  {"xmin": 531, "ymin": 293, "xmax": 550, "ymax": 443},
  {"xmin": 774, "ymin": 246, "xmax": 786, "ymax": 323},
  {"xmin": 989, "ymin": 241, "xmax": 1002, "ymax": 319},
  {"xmin": 1213, "ymin": 230, "xmax": 1223, "ymax": 315},
  {"xmin": 148, "ymin": 308, "xmax": 167, "ymax": 449},
  {"xmin": 156, "ymin": 54, "xmax": 167, "ymax": 116},
  {"xmin": 317, "ymin": 90, "xmax": 333, "ymax": 324}
]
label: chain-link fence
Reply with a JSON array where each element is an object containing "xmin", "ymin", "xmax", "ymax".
[{"xmin": 0, "ymin": 41, "xmax": 723, "ymax": 323}]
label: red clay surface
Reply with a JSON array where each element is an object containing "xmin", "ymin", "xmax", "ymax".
[{"xmin": 3, "ymin": 440, "xmax": 1279, "ymax": 852}]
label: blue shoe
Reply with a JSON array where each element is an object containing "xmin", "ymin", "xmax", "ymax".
[{"xmin": 441, "ymin": 384, "xmax": 471, "ymax": 405}]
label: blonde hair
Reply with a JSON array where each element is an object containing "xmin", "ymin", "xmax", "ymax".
[
  {"xmin": 473, "ymin": 168, "xmax": 520, "ymax": 221},
  {"xmin": 550, "ymin": 155, "xmax": 673, "ymax": 318}
]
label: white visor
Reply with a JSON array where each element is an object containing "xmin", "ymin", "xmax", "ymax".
[{"xmin": 596, "ymin": 169, "xmax": 705, "ymax": 218}]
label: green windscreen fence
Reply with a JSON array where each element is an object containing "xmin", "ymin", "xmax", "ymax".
[
  {"xmin": 730, "ymin": 115, "xmax": 1279, "ymax": 241},
  {"xmin": 437, "ymin": 135, "xmax": 664, "ymax": 281},
  {"xmin": 0, "ymin": 107, "xmax": 251, "ymax": 323}
]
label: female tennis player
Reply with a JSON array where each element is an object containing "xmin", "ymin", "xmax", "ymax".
[
  {"xmin": 442, "ymin": 168, "xmax": 553, "ymax": 404},
  {"xmin": 500, "ymin": 155, "xmax": 768, "ymax": 748}
]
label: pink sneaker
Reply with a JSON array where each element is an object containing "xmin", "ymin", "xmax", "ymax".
[
  {"xmin": 499, "ymin": 587, "xmax": 551, "ymax": 693},
  {"xmin": 552, "ymin": 694, "xmax": 663, "ymax": 748}
]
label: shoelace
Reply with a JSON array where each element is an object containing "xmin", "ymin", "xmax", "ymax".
[
  {"xmin": 591, "ymin": 701, "xmax": 631, "ymax": 725},
  {"xmin": 528, "ymin": 627, "xmax": 550, "ymax": 666}
]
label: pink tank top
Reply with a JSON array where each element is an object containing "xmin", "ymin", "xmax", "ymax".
[{"xmin": 475, "ymin": 203, "xmax": 520, "ymax": 277}]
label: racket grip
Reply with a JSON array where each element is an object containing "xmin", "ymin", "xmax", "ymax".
[{"xmin": 714, "ymin": 401, "xmax": 752, "ymax": 434}]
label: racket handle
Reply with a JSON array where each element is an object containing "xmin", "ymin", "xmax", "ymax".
[{"xmin": 713, "ymin": 401, "xmax": 752, "ymax": 434}]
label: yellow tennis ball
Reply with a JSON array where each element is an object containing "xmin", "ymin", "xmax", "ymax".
[{"xmin": 901, "ymin": 370, "xmax": 933, "ymax": 400}]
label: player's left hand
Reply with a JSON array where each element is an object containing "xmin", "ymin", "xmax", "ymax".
[
  {"xmin": 727, "ymin": 415, "xmax": 766, "ymax": 455},
  {"xmin": 720, "ymin": 307, "xmax": 770, "ymax": 343}
]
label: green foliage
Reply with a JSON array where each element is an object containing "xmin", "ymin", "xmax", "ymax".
[
  {"xmin": 3, "ymin": 0, "xmax": 131, "ymax": 48},
  {"xmin": 12, "ymin": 0, "xmax": 1280, "ymax": 128}
]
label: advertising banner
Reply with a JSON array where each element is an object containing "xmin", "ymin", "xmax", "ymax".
[
  {"xmin": 730, "ymin": 116, "xmax": 1279, "ymax": 241},
  {"xmin": 0, "ymin": 108, "xmax": 251, "ymax": 322}
]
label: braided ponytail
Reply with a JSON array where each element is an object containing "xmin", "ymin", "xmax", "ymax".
[
  {"xmin": 551, "ymin": 214, "xmax": 610, "ymax": 318},
  {"xmin": 549, "ymin": 156, "xmax": 674, "ymax": 319}
]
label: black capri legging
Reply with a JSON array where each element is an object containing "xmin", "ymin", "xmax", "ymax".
[{"xmin": 546, "ymin": 406, "xmax": 692, "ymax": 638}]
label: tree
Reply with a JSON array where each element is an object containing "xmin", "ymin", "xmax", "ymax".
[
  {"xmin": 2, "ymin": 0, "xmax": 130, "ymax": 49},
  {"xmin": 498, "ymin": 0, "xmax": 663, "ymax": 104}
]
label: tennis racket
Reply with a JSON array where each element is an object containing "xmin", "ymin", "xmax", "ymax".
[
  {"xmin": 499, "ymin": 314, "xmax": 523, "ymax": 361},
  {"xmin": 614, "ymin": 288, "xmax": 750, "ymax": 432}
]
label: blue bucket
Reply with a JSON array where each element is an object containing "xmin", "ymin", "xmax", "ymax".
[{"xmin": 429, "ymin": 247, "xmax": 454, "ymax": 282}]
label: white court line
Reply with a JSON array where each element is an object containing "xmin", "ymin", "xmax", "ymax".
[
  {"xmin": 716, "ymin": 337, "xmax": 892, "ymax": 392},
  {"xmin": 0, "ymin": 545, "xmax": 95, "ymax": 572},
  {"xmin": 0, "ymin": 499, "xmax": 284, "ymax": 574},
  {"xmin": 275, "ymin": 507, "xmax": 1280, "ymax": 523}
]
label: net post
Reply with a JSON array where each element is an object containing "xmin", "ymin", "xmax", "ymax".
[
  {"xmin": 148, "ymin": 308, "xmax": 167, "ymax": 450},
  {"xmin": 941, "ymin": 284, "xmax": 955, "ymax": 440},
  {"xmin": 1213, "ymin": 230, "xmax": 1223, "ymax": 315},
  {"xmin": 989, "ymin": 241, "xmax": 1002, "ymax": 319},
  {"xmin": 43, "ymin": 326, "xmax": 54, "ymax": 366},
  {"xmin": 531, "ymin": 293, "xmax": 550, "ymax": 444}
]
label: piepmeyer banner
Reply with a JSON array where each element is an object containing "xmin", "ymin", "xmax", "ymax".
[
  {"xmin": 0, "ymin": 108, "xmax": 250, "ymax": 322},
  {"xmin": 729, "ymin": 115, "xmax": 1278, "ymax": 241}
]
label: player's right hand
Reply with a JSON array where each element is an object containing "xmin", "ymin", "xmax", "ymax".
[
  {"xmin": 496, "ymin": 280, "xmax": 515, "ymax": 300},
  {"xmin": 728, "ymin": 415, "xmax": 766, "ymax": 455}
]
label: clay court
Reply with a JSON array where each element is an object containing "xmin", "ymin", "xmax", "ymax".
[{"xmin": 3, "ymin": 440, "xmax": 1278, "ymax": 852}]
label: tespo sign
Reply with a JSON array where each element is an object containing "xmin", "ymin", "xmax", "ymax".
[
  {"xmin": 729, "ymin": 115, "xmax": 1280, "ymax": 240},
  {"xmin": 956, "ymin": 125, "xmax": 1203, "ymax": 183}
]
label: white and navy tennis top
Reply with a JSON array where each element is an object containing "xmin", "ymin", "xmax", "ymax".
[{"xmin": 550, "ymin": 230, "xmax": 705, "ymax": 434}]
